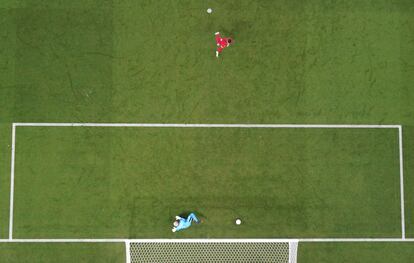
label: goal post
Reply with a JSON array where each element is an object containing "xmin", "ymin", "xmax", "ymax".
[
  {"xmin": 125, "ymin": 241, "xmax": 131, "ymax": 263},
  {"xmin": 126, "ymin": 239, "xmax": 299, "ymax": 263}
]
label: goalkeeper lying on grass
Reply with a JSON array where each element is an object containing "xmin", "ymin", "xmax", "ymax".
[{"xmin": 172, "ymin": 213, "xmax": 200, "ymax": 232}]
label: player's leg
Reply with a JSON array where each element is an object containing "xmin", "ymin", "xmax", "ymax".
[
  {"xmin": 215, "ymin": 32, "xmax": 222, "ymax": 58},
  {"xmin": 216, "ymin": 46, "xmax": 223, "ymax": 58},
  {"xmin": 188, "ymin": 213, "xmax": 199, "ymax": 223}
]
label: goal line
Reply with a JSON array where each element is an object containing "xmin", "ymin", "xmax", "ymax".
[{"xmin": 1, "ymin": 238, "xmax": 414, "ymax": 243}]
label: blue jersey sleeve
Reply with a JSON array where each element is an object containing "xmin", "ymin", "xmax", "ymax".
[{"xmin": 175, "ymin": 218, "xmax": 192, "ymax": 231}]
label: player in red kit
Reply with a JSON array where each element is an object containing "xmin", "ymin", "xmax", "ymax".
[{"xmin": 215, "ymin": 32, "xmax": 232, "ymax": 58}]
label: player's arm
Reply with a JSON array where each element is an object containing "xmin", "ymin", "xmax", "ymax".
[{"xmin": 215, "ymin": 32, "xmax": 221, "ymax": 45}]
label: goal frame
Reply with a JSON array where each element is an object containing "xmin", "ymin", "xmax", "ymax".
[{"xmin": 125, "ymin": 239, "xmax": 299, "ymax": 263}]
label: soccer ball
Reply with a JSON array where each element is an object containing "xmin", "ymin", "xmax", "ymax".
[
  {"xmin": 207, "ymin": 8, "xmax": 213, "ymax": 14},
  {"xmin": 235, "ymin": 218, "xmax": 242, "ymax": 225}
]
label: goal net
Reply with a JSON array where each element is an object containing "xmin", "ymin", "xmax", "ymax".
[{"xmin": 126, "ymin": 240, "xmax": 298, "ymax": 263}]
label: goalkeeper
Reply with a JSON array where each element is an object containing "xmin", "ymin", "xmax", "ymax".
[{"xmin": 172, "ymin": 213, "xmax": 200, "ymax": 232}]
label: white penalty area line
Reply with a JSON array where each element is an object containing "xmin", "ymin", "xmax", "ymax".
[
  {"xmin": 0, "ymin": 238, "xmax": 414, "ymax": 243},
  {"xmin": 8, "ymin": 123, "xmax": 405, "ymax": 241},
  {"xmin": 8, "ymin": 124, "xmax": 16, "ymax": 240},
  {"xmin": 13, "ymin": 122, "xmax": 401, "ymax": 128},
  {"xmin": 399, "ymin": 126, "xmax": 406, "ymax": 239}
]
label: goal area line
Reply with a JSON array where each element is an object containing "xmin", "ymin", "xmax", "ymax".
[{"xmin": 7, "ymin": 122, "xmax": 406, "ymax": 241}]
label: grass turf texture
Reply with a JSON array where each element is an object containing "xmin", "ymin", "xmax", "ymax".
[
  {"xmin": 299, "ymin": 242, "xmax": 414, "ymax": 263},
  {"xmin": 0, "ymin": 0, "xmax": 414, "ymax": 261},
  {"xmin": 0, "ymin": 0, "xmax": 413, "ymax": 124},
  {"xmin": 13, "ymin": 127, "xmax": 400, "ymax": 238},
  {"xmin": 0, "ymin": 243, "xmax": 125, "ymax": 263}
]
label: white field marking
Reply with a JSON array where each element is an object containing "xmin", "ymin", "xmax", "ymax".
[
  {"xmin": 399, "ymin": 125, "xmax": 406, "ymax": 239},
  {"xmin": 0, "ymin": 239, "xmax": 126, "ymax": 243},
  {"xmin": 13, "ymin": 123, "xmax": 400, "ymax": 129},
  {"xmin": 8, "ymin": 124, "xmax": 16, "ymax": 240},
  {"xmin": 9, "ymin": 123, "xmax": 403, "ymax": 242},
  {"xmin": 1, "ymin": 238, "xmax": 414, "ymax": 243},
  {"xmin": 125, "ymin": 241, "xmax": 131, "ymax": 263},
  {"xmin": 298, "ymin": 238, "xmax": 414, "ymax": 242}
]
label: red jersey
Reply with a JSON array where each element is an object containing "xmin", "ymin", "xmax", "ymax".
[{"xmin": 215, "ymin": 32, "xmax": 231, "ymax": 53}]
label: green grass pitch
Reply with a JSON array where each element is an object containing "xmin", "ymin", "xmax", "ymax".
[
  {"xmin": 12, "ymin": 127, "xmax": 400, "ymax": 238},
  {"xmin": 1, "ymin": 0, "xmax": 414, "ymax": 262}
]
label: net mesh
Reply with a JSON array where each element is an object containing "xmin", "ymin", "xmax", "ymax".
[{"xmin": 128, "ymin": 241, "xmax": 298, "ymax": 263}]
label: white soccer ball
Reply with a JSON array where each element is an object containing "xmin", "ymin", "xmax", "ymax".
[
  {"xmin": 235, "ymin": 218, "xmax": 242, "ymax": 225},
  {"xmin": 207, "ymin": 8, "xmax": 213, "ymax": 14}
]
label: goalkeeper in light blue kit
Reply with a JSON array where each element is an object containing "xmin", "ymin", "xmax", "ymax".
[{"xmin": 172, "ymin": 213, "xmax": 200, "ymax": 232}]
